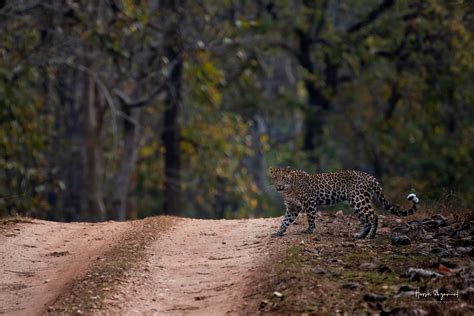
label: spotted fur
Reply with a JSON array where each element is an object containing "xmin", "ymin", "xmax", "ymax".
[{"xmin": 270, "ymin": 167, "xmax": 420, "ymax": 239}]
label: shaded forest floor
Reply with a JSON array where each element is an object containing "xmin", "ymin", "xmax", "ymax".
[{"xmin": 0, "ymin": 210, "xmax": 472, "ymax": 315}]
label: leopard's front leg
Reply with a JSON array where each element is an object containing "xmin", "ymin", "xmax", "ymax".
[
  {"xmin": 301, "ymin": 200, "xmax": 317, "ymax": 234},
  {"xmin": 272, "ymin": 201, "xmax": 301, "ymax": 237}
]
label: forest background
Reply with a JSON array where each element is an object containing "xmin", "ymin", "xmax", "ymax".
[{"xmin": 1, "ymin": 0, "xmax": 472, "ymax": 222}]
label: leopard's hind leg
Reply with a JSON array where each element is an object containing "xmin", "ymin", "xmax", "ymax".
[
  {"xmin": 349, "ymin": 194, "xmax": 378, "ymax": 239},
  {"xmin": 367, "ymin": 213, "xmax": 378, "ymax": 239}
]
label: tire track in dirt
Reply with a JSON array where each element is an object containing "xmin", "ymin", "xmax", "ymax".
[
  {"xmin": 105, "ymin": 217, "xmax": 280, "ymax": 315},
  {"xmin": 0, "ymin": 219, "xmax": 130, "ymax": 315}
]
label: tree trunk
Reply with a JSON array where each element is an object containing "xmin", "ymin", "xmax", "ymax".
[
  {"xmin": 296, "ymin": 29, "xmax": 331, "ymax": 168},
  {"xmin": 162, "ymin": 57, "xmax": 183, "ymax": 215},
  {"xmin": 58, "ymin": 67, "xmax": 85, "ymax": 222},
  {"xmin": 161, "ymin": 0, "xmax": 185, "ymax": 215},
  {"xmin": 111, "ymin": 106, "xmax": 141, "ymax": 221},
  {"xmin": 85, "ymin": 76, "xmax": 106, "ymax": 221},
  {"xmin": 302, "ymin": 80, "xmax": 330, "ymax": 153}
]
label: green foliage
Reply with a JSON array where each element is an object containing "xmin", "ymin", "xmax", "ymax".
[
  {"xmin": 0, "ymin": 27, "xmax": 52, "ymax": 216},
  {"xmin": 1, "ymin": 0, "xmax": 472, "ymax": 220},
  {"xmin": 326, "ymin": 0, "xmax": 473, "ymax": 205},
  {"xmin": 137, "ymin": 51, "xmax": 261, "ymax": 218}
]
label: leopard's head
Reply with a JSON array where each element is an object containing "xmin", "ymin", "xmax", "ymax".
[{"xmin": 269, "ymin": 166, "xmax": 292, "ymax": 192}]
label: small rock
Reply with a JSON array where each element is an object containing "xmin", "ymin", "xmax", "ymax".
[
  {"xmin": 313, "ymin": 267, "xmax": 328, "ymax": 275},
  {"xmin": 431, "ymin": 214, "xmax": 448, "ymax": 226},
  {"xmin": 439, "ymin": 248, "xmax": 459, "ymax": 257},
  {"xmin": 456, "ymin": 247, "xmax": 473, "ymax": 256},
  {"xmin": 259, "ymin": 299, "xmax": 269, "ymax": 309},
  {"xmin": 363, "ymin": 293, "xmax": 386, "ymax": 302},
  {"xmin": 456, "ymin": 236, "xmax": 474, "ymax": 247},
  {"xmin": 438, "ymin": 258, "xmax": 458, "ymax": 268},
  {"xmin": 395, "ymin": 285, "xmax": 417, "ymax": 298},
  {"xmin": 377, "ymin": 265, "xmax": 392, "ymax": 273},
  {"xmin": 391, "ymin": 235, "xmax": 411, "ymax": 246},
  {"xmin": 44, "ymin": 279, "xmax": 50, "ymax": 284},
  {"xmin": 460, "ymin": 287, "xmax": 474, "ymax": 300},
  {"xmin": 335, "ymin": 210, "xmax": 344, "ymax": 217},
  {"xmin": 454, "ymin": 230, "xmax": 469, "ymax": 239},
  {"xmin": 273, "ymin": 291, "xmax": 284, "ymax": 298},
  {"xmin": 406, "ymin": 268, "xmax": 442, "ymax": 280},
  {"xmin": 341, "ymin": 282, "xmax": 361, "ymax": 290},
  {"xmin": 398, "ymin": 285, "xmax": 418, "ymax": 293},
  {"xmin": 359, "ymin": 262, "xmax": 377, "ymax": 271},
  {"xmin": 422, "ymin": 234, "xmax": 434, "ymax": 241}
]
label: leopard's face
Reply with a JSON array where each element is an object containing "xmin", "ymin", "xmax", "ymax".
[{"xmin": 269, "ymin": 167, "xmax": 292, "ymax": 193}]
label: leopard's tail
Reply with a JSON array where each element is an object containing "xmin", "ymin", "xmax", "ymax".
[{"xmin": 371, "ymin": 179, "xmax": 420, "ymax": 216}]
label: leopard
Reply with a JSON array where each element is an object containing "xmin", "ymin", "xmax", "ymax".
[{"xmin": 269, "ymin": 166, "xmax": 420, "ymax": 239}]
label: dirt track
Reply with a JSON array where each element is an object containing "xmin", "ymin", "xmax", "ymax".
[
  {"xmin": 2, "ymin": 213, "xmax": 472, "ymax": 315},
  {"xmin": 0, "ymin": 219, "xmax": 130, "ymax": 315},
  {"xmin": 105, "ymin": 218, "xmax": 280, "ymax": 315},
  {"xmin": 0, "ymin": 217, "xmax": 280, "ymax": 315}
]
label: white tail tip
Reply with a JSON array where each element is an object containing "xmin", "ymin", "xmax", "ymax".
[{"xmin": 407, "ymin": 193, "xmax": 419, "ymax": 204}]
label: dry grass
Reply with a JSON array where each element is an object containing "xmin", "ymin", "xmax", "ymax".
[{"xmin": 243, "ymin": 212, "xmax": 473, "ymax": 315}]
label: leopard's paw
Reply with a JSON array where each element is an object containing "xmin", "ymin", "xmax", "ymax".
[
  {"xmin": 355, "ymin": 232, "xmax": 370, "ymax": 240},
  {"xmin": 271, "ymin": 231, "xmax": 284, "ymax": 238}
]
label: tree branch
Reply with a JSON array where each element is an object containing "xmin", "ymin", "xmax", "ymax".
[
  {"xmin": 114, "ymin": 83, "xmax": 165, "ymax": 109},
  {"xmin": 347, "ymin": 0, "xmax": 395, "ymax": 34},
  {"xmin": 113, "ymin": 57, "xmax": 181, "ymax": 109}
]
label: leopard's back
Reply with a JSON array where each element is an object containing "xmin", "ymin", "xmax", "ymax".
[{"xmin": 292, "ymin": 170, "xmax": 377, "ymax": 206}]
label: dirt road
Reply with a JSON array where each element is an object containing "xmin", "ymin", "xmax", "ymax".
[
  {"xmin": 105, "ymin": 218, "xmax": 280, "ymax": 315},
  {"xmin": 2, "ymin": 213, "xmax": 472, "ymax": 315},
  {"xmin": 0, "ymin": 217, "xmax": 280, "ymax": 315},
  {"xmin": 0, "ymin": 219, "xmax": 130, "ymax": 315}
]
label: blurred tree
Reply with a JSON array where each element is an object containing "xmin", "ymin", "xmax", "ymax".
[
  {"xmin": 0, "ymin": 0, "xmax": 472, "ymax": 220},
  {"xmin": 161, "ymin": 0, "xmax": 186, "ymax": 215}
]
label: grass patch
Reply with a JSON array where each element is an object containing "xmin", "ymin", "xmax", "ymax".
[{"xmin": 0, "ymin": 215, "xmax": 35, "ymax": 226}]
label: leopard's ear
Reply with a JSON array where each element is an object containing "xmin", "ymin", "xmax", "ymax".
[
  {"xmin": 286, "ymin": 166, "xmax": 291, "ymax": 172},
  {"xmin": 269, "ymin": 166, "xmax": 275, "ymax": 173}
]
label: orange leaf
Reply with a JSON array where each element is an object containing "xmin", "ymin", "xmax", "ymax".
[{"xmin": 437, "ymin": 264, "xmax": 451, "ymax": 274}]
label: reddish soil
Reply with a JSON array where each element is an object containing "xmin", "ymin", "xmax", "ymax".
[
  {"xmin": 0, "ymin": 217, "xmax": 281, "ymax": 315},
  {"xmin": 104, "ymin": 217, "xmax": 280, "ymax": 315},
  {"xmin": 0, "ymin": 219, "xmax": 130, "ymax": 315}
]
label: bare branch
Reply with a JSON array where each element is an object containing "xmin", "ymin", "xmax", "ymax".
[
  {"xmin": 112, "ymin": 56, "xmax": 181, "ymax": 109},
  {"xmin": 114, "ymin": 83, "xmax": 165, "ymax": 109},
  {"xmin": 347, "ymin": 0, "xmax": 395, "ymax": 33}
]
